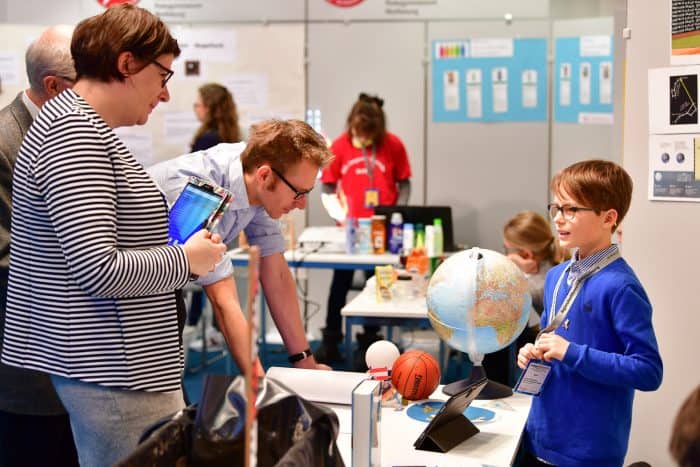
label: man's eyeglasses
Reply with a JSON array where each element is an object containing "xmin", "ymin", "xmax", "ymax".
[
  {"xmin": 58, "ymin": 75, "xmax": 76, "ymax": 84},
  {"xmin": 547, "ymin": 203, "xmax": 596, "ymax": 221},
  {"xmin": 270, "ymin": 167, "xmax": 313, "ymax": 200},
  {"xmin": 151, "ymin": 59, "xmax": 174, "ymax": 88}
]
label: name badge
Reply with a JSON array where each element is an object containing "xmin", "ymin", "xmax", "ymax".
[
  {"xmin": 514, "ymin": 359, "xmax": 551, "ymax": 396},
  {"xmin": 364, "ymin": 188, "xmax": 379, "ymax": 208}
]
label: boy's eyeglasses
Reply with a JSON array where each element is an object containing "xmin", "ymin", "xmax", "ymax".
[
  {"xmin": 151, "ymin": 59, "xmax": 174, "ymax": 88},
  {"xmin": 547, "ymin": 203, "xmax": 596, "ymax": 221},
  {"xmin": 270, "ymin": 167, "xmax": 313, "ymax": 200}
]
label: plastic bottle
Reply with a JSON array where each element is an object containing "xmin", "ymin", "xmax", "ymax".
[
  {"xmin": 344, "ymin": 217, "xmax": 357, "ymax": 254},
  {"xmin": 371, "ymin": 215, "xmax": 386, "ymax": 254},
  {"xmin": 414, "ymin": 223, "xmax": 425, "ymax": 250},
  {"xmin": 388, "ymin": 212, "xmax": 403, "ymax": 254},
  {"xmin": 431, "ymin": 218, "xmax": 444, "ymax": 273},
  {"xmin": 433, "ymin": 218, "xmax": 444, "ymax": 256},
  {"xmin": 357, "ymin": 218, "xmax": 372, "ymax": 254},
  {"xmin": 402, "ymin": 223, "xmax": 415, "ymax": 251}
]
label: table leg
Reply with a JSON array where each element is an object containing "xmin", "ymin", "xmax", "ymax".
[{"xmin": 345, "ymin": 317, "xmax": 355, "ymax": 369}]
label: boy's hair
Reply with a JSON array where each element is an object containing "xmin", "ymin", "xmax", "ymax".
[
  {"xmin": 345, "ymin": 92, "xmax": 386, "ymax": 145},
  {"xmin": 71, "ymin": 4, "xmax": 180, "ymax": 83},
  {"xmin": 192, "ymin": 83, "xmax": 241, "ymax": 146},
  {"xmin": 503, "ymin": 210, "xmax": 569, "ymax": 265},
  {"xmin": 550, "ymin": 159, "xmax": 632, "ymax": 232},
  {"xmin": 241, "ymin": 119, "xmax": 333, "ymax": 174},
  {"xmin": 670, "ymin": 385, "xmax": 700, "ymax": 467}
]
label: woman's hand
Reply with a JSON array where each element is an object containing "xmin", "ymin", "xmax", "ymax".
[{"xmin": 183, "ymin": 230, "xmax": 226, "ymax": 276}]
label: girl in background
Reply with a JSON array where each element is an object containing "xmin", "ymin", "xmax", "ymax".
[
  {"xmin": 483, "ymin": 210, "xmax": 568, "ymax": 386},
  {"xmin": 191, "ymin": 83, "xmax": 243, "ymax": 151}
]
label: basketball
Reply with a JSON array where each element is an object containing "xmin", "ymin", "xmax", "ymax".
[{"xmin": 391, "ymin": 350, "xmax": 441, "ymax": 401}]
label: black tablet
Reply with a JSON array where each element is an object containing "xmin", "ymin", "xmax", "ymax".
[
  {"xmin": 167, "ymin": 177, "xmax": 233, "ymax": 246},
  {"xmin": 413, "ymin": 377, "xmax": 488, "ymax": 453}
]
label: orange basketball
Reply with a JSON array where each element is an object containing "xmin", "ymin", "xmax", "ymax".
[{"xmin": 391, "ymin": 350, "xmax": 440, "ymax": 401}]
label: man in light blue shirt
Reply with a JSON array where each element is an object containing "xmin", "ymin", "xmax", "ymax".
[{"xmin": 148, "ymin": 119, "xmax": 333, "ymax": 373}]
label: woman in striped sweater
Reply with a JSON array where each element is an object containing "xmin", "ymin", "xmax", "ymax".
[{"xmin": 1, "ymin": 5, "xmax": 225, "ymax": 466}]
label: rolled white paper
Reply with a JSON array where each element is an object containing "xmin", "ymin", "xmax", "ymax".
[{"xmin": 265, "ymin": 367, "xmax": 367, "ymax": 405}]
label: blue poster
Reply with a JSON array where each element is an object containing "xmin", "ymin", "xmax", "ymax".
[
  {"xmin": 432, "ymin": 38, "xmax": 547, "ymax": 123},
  {"xmin": 554, "ymin": 36, "xmax": 614, "ymax": 124}
]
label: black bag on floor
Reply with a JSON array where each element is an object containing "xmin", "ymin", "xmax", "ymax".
[
  {"xmin": 116, "ymin": 374, "xmax": 346, "ymax": 467},
  {"xmin": 191, "ymin": 374, "xmax": 345, "ymax": 466}
]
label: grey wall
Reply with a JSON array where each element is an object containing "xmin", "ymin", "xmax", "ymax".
[
  {"xmin": 427, "ymin": 19, "xmax": 550, "ymax": 251},
  {"xmin": 623, "ymin": 2, "xmax": 700, "ymax": 466}
]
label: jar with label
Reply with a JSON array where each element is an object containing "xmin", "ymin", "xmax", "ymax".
[
  {"xmin": 357, "ymin": 218, "xmax": 372, "ymax": 254},
  {"xmin": 371, "ymin": 214, "xmax": 386, "ymax": 254}
]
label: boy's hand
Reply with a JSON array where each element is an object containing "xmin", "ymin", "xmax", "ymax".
[
  {"xmin": 517, "ymin": 343, "xmax": 544, "ymax": 369},
  {"xmin": 535, "ymin": 332, "xmax": 570, "ymax": 362}
]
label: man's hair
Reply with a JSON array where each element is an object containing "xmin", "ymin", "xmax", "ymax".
[
  {"xmin": 71, "ymin": 4, "xmax": 180, "ymax": 83},
  {"xmin": 25, "ymin": 25, "xmax": 75, "ymax": 98},
  {"xmin": 670, "ymin": 385, "xmax": 700, "ymax": 467},
  {"xmin": 345, "ymin": 92, "xmax": 386, "ymax": 145},
  {"xmin": 241, "ymin": 119, "xmax": 333, "ymax": 174},
  {"xmin": 550, "ymin": 159, "xmax": 632, "ymax": 232}
]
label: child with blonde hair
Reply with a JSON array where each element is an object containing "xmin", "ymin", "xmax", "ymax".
[{"xmin": 483, "ymin": 211, "xmax": 567, "ymax": 386}]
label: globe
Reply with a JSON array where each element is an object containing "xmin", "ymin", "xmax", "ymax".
[{"xmin": 426, "ymin": 247, "xmax": 532, "ymax": 397}]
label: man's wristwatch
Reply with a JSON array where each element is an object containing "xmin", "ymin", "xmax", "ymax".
[{"xmin": 288, "ymin": 348, "xmax": 313, "ymax": 364}]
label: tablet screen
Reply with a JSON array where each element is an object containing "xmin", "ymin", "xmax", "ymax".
[{"xmin": 168, "ymin": 182, "xmax": 224, "ymax": 245}]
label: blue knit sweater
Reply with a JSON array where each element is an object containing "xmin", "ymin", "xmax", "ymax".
[{"xmin": 524, "ymin": 257, "xmax": 663, "ymax": 467}]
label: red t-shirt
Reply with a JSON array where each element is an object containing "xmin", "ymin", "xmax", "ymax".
[{"xmin": 321, "ymin": 131, "xmax": 412, "ymax": 218}]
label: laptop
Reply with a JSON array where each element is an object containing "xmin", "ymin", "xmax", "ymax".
[{"xmin": 374, "ymin": 205, "xmax": 458, "ymax": 252}]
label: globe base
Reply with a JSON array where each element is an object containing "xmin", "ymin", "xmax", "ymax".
[{"xmin": 442, "ymin": 364, "xmax": 513, "ymax": 400}]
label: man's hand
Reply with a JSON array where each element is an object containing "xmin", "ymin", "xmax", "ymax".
[{"xmin": 293, "ymin": 356, "xmax": 332, "ymax": 371}]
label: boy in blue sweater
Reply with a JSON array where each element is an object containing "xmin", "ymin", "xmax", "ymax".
[{"xmin": 517, "ymin": 159, "xmax": 663, "ymax": 467}]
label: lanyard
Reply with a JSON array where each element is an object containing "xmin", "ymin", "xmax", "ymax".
[
  {"xmin": 538, "ymin": 248, "xmax": 621, "ymax": 338},
  {"xmin": 361, "ymin": 145, "xmax": 376, "ymax": 188}
]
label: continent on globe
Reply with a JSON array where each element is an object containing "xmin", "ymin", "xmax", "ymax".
[{"xmin": 426, "ymin": 248, "xmax": 532, "ymax": 358}]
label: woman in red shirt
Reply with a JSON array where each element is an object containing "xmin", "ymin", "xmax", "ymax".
[{"xmin": 315, "ymin": 93, "xmax": 412, "ymax": 366}]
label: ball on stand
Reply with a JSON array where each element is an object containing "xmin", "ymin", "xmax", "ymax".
[
  {"xmin": 365, "ymin": 340, "xmax": 400, "ymax": 370},
  {"xmin": 391, "ymin": 350, "xmax": 441, "ymax": 401}
]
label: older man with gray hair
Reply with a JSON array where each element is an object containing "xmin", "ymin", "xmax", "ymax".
[{"xmin": 0, "ymin": 25, "xmax": 79, "ymax": 467}]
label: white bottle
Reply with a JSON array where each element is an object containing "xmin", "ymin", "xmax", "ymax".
[
  {"xmin": 402, "ymin": 223, "xmax": 414, "ymax": 252},
  {"xmin": 425, "ymin": 225, "xmax": 436, "ymax": 259},
  {"xmin": 388, "ymin": 212, "xmax": 403, "ymax": 254}
]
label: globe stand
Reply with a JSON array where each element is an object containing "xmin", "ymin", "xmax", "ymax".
[{"xmin": 442, "ymin": 364, "xmax": 513, "ymax": 400}]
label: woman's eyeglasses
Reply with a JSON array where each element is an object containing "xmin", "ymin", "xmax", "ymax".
[{"xmin": 151, "ymin": 59, "xmax": 174, "ymax": 88}]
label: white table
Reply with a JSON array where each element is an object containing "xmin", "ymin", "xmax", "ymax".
[
  {"xmin": 227, "ymin": 247, "xmax": 399, "ymax": 365},
  {"xmin": 229, "ymin": 247, "xmax": 398, "ymax": 271},
  {"xmin": 341, "ymin": 277, "xmax": 446, "ymax": 370},
  {"xmin": 329, "ymin": 388, "xmax": 531, "ymax": 467}
]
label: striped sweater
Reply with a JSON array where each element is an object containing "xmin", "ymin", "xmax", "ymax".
[{"xmin": 1, "ymin": 89, "xmax": 191, "ymax": 392}]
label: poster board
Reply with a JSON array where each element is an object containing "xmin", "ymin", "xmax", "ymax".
[
  {"xmin": 118, "ymin": 24, "xmax": 305, "ymax": 166},
  {"xmin": 0, "ymin": 23, "xmax": 305, "ymax": 167}
]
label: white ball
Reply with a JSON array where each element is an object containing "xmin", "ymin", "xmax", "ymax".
[{"xmin": 365, "ymin": 340, "xmax": 400, "ymax": 369}]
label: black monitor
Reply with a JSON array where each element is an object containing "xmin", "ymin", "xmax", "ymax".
[{"xmin": 374, "ymin": 205, "xmax": 458, "ymax": 252}]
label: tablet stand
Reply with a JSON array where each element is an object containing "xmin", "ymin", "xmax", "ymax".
[{"xmin": 414, "ymin": 413, "xmax": 479, "ymax": 452}]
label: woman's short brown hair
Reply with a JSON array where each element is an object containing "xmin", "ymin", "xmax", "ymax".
[
  {"xmin": 550, "ymin": 159, "xmax": 632, "ymax": 232},
  {"xmin": 71, "ymin": 4, "xmax": 180, "ymax": 83},
  {"xmin": 241, "ymin": 119, "xmax": 333, "ymax": 174}
]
